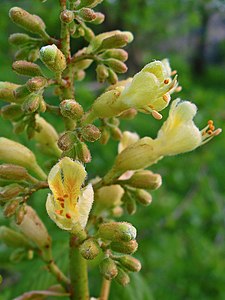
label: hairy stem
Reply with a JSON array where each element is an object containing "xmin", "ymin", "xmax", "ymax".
[
  {"xmin": 47, "ymin": 259, "xmax": 70, "ymax": 288},
  {"xmin": 99, "ymin": 278, "xmax": 111, "ymax": 300},
  {"xmin": 69, "ymin": 234, "xmax": 89, "ymax": 300}
]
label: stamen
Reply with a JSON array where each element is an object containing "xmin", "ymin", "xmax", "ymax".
[
  {"xmin": 208, "ymin": 120, "xmax": 213, "ymax": 125},
  {"xmin": 60, "ymin": 203, "xmax": 65, "ymax": 208},
  {"xmin": 66, "ymin": 213, "xmax": 71, "ymax": 219},
  {"xmin": 175, "ymin": 86, "xmax": 182, "ymax": 92},
  {"xmin": 55, "ymin": 210, "xmax": 63, "ymax": 215},
  {"xmin": 213, "ymin": 128, "xmax": 222, "ymax": 136},
  {"xmin": 207, "ymin": 130, "xmax": 212, "ymax": 135},
  {"xmin": 171, "ymin": 70, "xmax": 177, "ymax": 76},
  {"xmin": 152, "ymin": 110, "xmax": 162, "ymax": 120},
  {"xmin": 163, "ymin": 93, "xmax": 170, "ymax": 103},
  {"xmin": 164, "ymin": 79, "xmax": 169, "ymax": 84}
]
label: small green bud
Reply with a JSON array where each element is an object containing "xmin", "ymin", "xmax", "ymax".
[
  {"xmin": 110, "ymin": 240, "xmax": 138, "ymax": 254},
  {"xmin": 9, "ymin": 7, "xmax": 47, "ymax": 37},
  {"xmin": 96, "ymin": 64, "xmax": 109, "ymax": 83},
  {"xmin": 22, "ymin": 94, "xmax": 41, "ymax": 113},
  {"xmin": 98, "ymin": 222, "xmax": 136, "ymax": 242},
  {"xmin": 116, "ymin": 255, "xmax": 141, "ymax": 272},
  {"xmin": 99, "ymin": 32, "xmax": 134, "ymax": 51},
  {"xmin": 79, "ymin": 238, "xmax": 100, "ymax": 260},
  {"xmin": 12, "ymin": 61, "xmax": 43, "ymax": 77},
  {"xmin": 40, "ymin": 44, "xmax": 66, "ymax": 73},
  {"xmin": 107, "ymin": 69, "xmax": 118, "ymax": 85},
  {"xmin": 125, "ymin": 170, "xmax": 162, "ymax": 190},
  {"xmin": 1, "ymin": 104, "xmax": 23, "ymax": 121},
  {"xmin": 82, "ymin": 25, "xmax": 95, "ymax": 42},
  {"xmin": 90, "ymin": 12, "xmax": 105, "ymax": 24},
  {"xmin": 58, "ymin": 132, "xmax": 76, "ymax": 151},
  {"xmin": 60, "ymin": 99, "xmax": 84, "ymax": 120},
  {"xmin": 119, "ymin": 108, "xmax": 137, "ymax": 120},
  {"xmin": 9, "ymin": 33, "xmax": 32, "ymax": 46},
  {"xmin": 115, "ymin": 268, "xmax": 130, "ymax": 286},
  {"xmin": 76, "ymin": 142, "xmax": 92, "ymax": 163},
  {"xmin": 77, "ymin": 0, "xmax": 103, "ymax": 9},
  {"xmin": 14, "ymin": 85, "xmax": 31, "ymax": 102},
  {"xmin": 81, "ymin": 124, "xmax": 101, "ymax": 142},
  {"xmin": 0, "ymin": 184, "xmax": 23, "ymax": 201},
  {"xmin": 0, "ymin": 226, "xmax": 31, "ymax": 248},
  {"xmin": 101, "ymin": 49, "xmax": 128, "ymax": 62},
  {"xmin": 60, "ymin": 10, "xmax": 74, "ymax": 23},
  {"xmin": 0, "ymin": 164, "xmax": 30, "ymax": 181},
  {"xmin": 77, "ymin": 8, "xmax": 97, "ymax": 22},
  {"xmin": 26, "ymin": 76, "xmax": 47, "ymax": 92},
  {"xmin": 104, "ymin": 59, "xmax": 127, "ymax": 73},
  {"xmin": 3, "ymin": 199, "xmax": 20, "ymax": 217},
  {"xmin": 135, "ymin": 189, "xmax": 152, "ymax": 206},
  {"xmin": 100, "ymin": 257, "xmax": 118, "ymax": 280}
]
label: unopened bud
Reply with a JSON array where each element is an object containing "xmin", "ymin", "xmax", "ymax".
[
  {"xmin": 135, "ymin": 189, "xmax": 152, "ymax": 206},
  {"xmin": 90, "ymin": 12, "xmax": 105, "ymax": 24},
  {"xmin": 60, "ymin": 99, "xmax": 84, "ymax": 120},
  {"xmin": 0, "ymin": 226, "xmax": 31, "ymax": 248},
  {"xmin": 79, "ymin": 238, "xmax": 100, "ymax": 260},
  {"xmin": 76, "ymin": 142, "xmax": 91, "ymax": 163},
  {"xmin": 98, "ymin": 222, "xmax": 136, "ymax": 242},
  {"xmin": 12, "ymin": 61, "xmax": 43, "ymax": 77},
  {"xmin": 107, "ymin": 69, "xmax": 118, "ymax": 85},
  {"xmin": 15, "ymin": 48, "xmax": 30, "ymax": 61},
  {"xmin": 116, "ymin": 255, "xmax": 141, "ymax": 272},
  {"xmin": 22, "ymin": 94, "xmax": 41, "ymax": 113},
  {"xmin": 126, "ymin": 170, "xmax": 162, "ymax": 190},
  {"xmin": 77, "ymin": 8, "xmax": 97, "ymax": 22},
  {"xmin": 0, "ymin": 164, "xmax": 30, "ymax": 181},
  {"xmin": 1, "ymin": 104, "xmax": 23, "ymax": 121},
  {"xmin": 99, "ymin": 32, "xmax": 133, "ymax": 51},
  {"xmin": 83, "ymin": 25, "xmax": 95, "ymax": 41},
  {"xmin": 95, "ymin": 185, "xmax": 124, "ymax": 209},
  {"xmin": 3, "ymin": 199, "xmax": 20, "ymax": 217},
  {"xmin": 9, "ymin": 33, "xmax": 32, "ymax": 46},
  {"xmin": 100, "ymin": 257, "xmax": 118, "ymax": 280},
  {"xmin": 9, "ymin": 7, "xmax": 46, "ymax": 37},
  {"xmin": 101, "ymin": 49, "xmax": 128, "ymax": 62},
  {"xmin": 112, "ymin": 206, "xmax": 124, "ymax": 217},
  {"xmin": 58, "ymin": 132, "xmax": 76, "ymax": 151},
  {"xmin": 119, "ymin": 108, "xmax": 137, "ymax": 119},
  {"xmin": 74, "ymin": 70, "xmax": 86, "ymax": 81},
  {"xmin": 110, "ymin": 239, "xmax": 138, "ymax": 254},
  {"xmin": 96, "ymin": 64, "xmax": 109, "ymax": 83},
  {"xmin": 81, "ymin": 124, "xmax": 101, "ymax": 142},
  {"xmin": 115, "ymin": 268, "xmax": 130, "ymax": 286},
  {"xmin": 0, "ymin": 184, "xmax": 23, "ymax": 201},
  {"xmin": 77, "ymin": 0, "xmax": 103, "ymax": 9},
  {"xmin": 26, "ymin": 76, "xmax": 47, "ymax": 92},
  {"xmin": 60, "ymin": 10, "xmax": 74, "ymax": 23},
  {"xmin": 104, "ymin": 59, "xmax": 127, "ymax": 73},
  {"xmin": 40, "ymin": 44, "xmax": 66, "ymax": 73},
  {"xmin": 0, "ymin": 82, "xmax": 19, "ymax": 102}
]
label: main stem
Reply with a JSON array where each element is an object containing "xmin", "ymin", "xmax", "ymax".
[{"xmin": 69, "ymin": 234, "xmax": 89, "ymax": 300}]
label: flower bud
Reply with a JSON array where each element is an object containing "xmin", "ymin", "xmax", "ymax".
[
  {"xmin": 0, "ymin": 184, "xmax": 23, "ymax": 201},
  {"xmin": 1, "ymin": 104, "xmax": 24, "ymax": 121},
  {"xmin": 125, "ymin": 170, "xmax": 162, "ymax": 190},
  {"xmin": 100, "ymin": 257, "xmax": 118, "ymax": 280},
  {"xmin": 15, "ymin": 205, "xmax": 27, "ymax": 225},
  {"xmin": 124, "ymin": 194, "xmax": 137, "ymax": 215},
  {"xmin": 14, "ymin": 48, "xmax": 30, "ymax": 61},
  {"xmin": 77, "ymin": 8, "xmax": 97, "ymax": 22},
  {"xmin": 81, "ymin": 124, "xmax": 101, "ymax": 142},
  {"xmin": 0, "ymin": 164, "xmax": 30, "ymax": 181},
  {"xmin": 60, "ymin": 99, "xmax": 84, "ymax": 120},
  {"xmin": 40, "ymin": 44, "xmax": 66, "ymax": 73},
  {"xmin": 28, "ymin": 48, "xmax": 40, "ymax": 62},
  {"xmin": 58, "ymin": 132, "xmax": 76, "ymax": 151},
  {"xmin": 104, "ymin": 59, "xmax": 127, "ymax": 74},
  {"xmin": 0, "ymin": 82, "xmax": 19, "ymax": 103},
  {"xmin": 90, "ymin": 12, "xmax": 105, "ymax": 24},
  {"xmin": 116, "ymin": 255, "xmax": 141, "ymax": 272},
  {"xmin": 98, "ymin": 222, "xmax": 136, "ymax": 242},
  {"xmin": 107, "ymin": 69, "xmax": 118, "ymax": 85},
  {"xmin": 3, "ymin": 199, "xmax": 20, "ymax": 217},
  {"xmin": 9, "ymin": 7, "xmax": 47, "ymax": 37},
  {"xmin": 96, "ymin": 64, "xmax": 109, "ymax": 83},
  {"xmin": 12, "ymin": 61, "xmax": 43, "ymax": 77},
  {"xmin": 74, "ymin": 70, "xmax": 86, "ymax": 81},
  {"xmin": 0, "ymin": 226, "xmax": 31, "ymax": 248},
  {"xmin": 101, "ymin": 49, "xmax": 128, "ymax": 62},
  {"xmin": 76, "ymin": 142, "xmax": 91, "ymax": 163},
  {"xmin": 98, "ymin": 32, "xmax": 134, "ymax": 51},
  {"xmin": 135, "ymin": 189, "xmax": 152, "ymax": 206},
  {"xmin": 22, "ymin": 94, "xmax": 41, "ymax": 113},
  {"xmin": 60, "ymin": 10, "xmax": 74, "ymax": 23},
  {"xmin": 110, "ymin": 240, "xmax": 138, "ymax": 254},
  {"xmin": 110, "ymin": 126, "xmax": 122, "ymax": 140},
  {"xmin": 9, "ymin": 33, "xmax": 32, "ymax": 46},
  {"xmin": 95, "ymin": 185, "xmax": 124, "ymax": 209},
  {"xmin": 77, "ymin": 0, "xmax": 103, "ymax": 9},
  {"xmin": 17, "ymin": 205, "xmax": 51, "ymax": 250},
  {"xmin": 0, "ymin": 137, "xmax": 46, "ymax": 180},
  {"xmin": 26, "ymin": 76, "xmax": 47, "ymax": 92},
  {"xmin": 115, "ymin": 268, "xmax": 130, "ymax": 286},
  {"xmin": 79, "ymin": 238, "xmax": 100, "ymax": 260}
]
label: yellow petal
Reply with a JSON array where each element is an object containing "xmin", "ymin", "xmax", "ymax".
[{"xmin": 77, "ymin": 184, "xmax": 94, "ymax": 228}]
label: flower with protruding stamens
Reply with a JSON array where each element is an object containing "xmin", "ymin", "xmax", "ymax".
[{"xmin": 46, "ymin": 157, "xmax": 94, "ymax": 231}]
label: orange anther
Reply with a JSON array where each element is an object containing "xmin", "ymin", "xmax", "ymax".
[
  {"xmin": 164, "ymin": 79, "xmax": 169, "ymax": 84},
  {"xmin": 207, "ymin": 130, "xmax": 213, "ymax": 135},
  {"xmin": 66, "ymin": 213, "xmax": 71, "ymax": 219},
  {"xmin": 55, "ymin": 210, "xmax": 62, "ymax": 215},
  {"xmin": 209, "ymin": 125, "xmax": 215, "ymax": 131},
  {"xmin": 171, "ymin": 70, "xmax": 177, "ymax": 76},
  {"xmin": 208, "ymin": 120, "xmax": 213, "ymax": 125}
]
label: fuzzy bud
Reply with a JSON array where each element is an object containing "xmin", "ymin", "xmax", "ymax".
[
  {"xmin": 98, "ymin": 222, "xmax": 136, "ymax": 242},
  {"xmin": 9, "ymin": 7, "xmax": 46, "ymax": 37},
  {"xmin": 101, "ymin": 49, "xmax": 128, "ymax": 62},
  {"xmin": 104, "ymin": 59, "xmax": 127, "ymax": 73},
  {"xmin": 1, "ymin": 104, "xmax": 23, "ymax": 121},
  {"xmin": 0, "ymin": 184, "xmax": 23, "ymax": 201},
  {"xmin": 0, "ymin": 226, "xmax": 31, "ymax": 248},
  {"xmin": 60, "ymin": 10, "xmax": 74, "ymax": 23},
  {"xmin": 9, "ymin": 33, "xmax": 32, "ymax": 46},
  {"xmin": 110, "ymin": 240, "xmax": 138, "ymax": 254},
  {"xmin": 15, "ymin": 205, "xmax": 27, "ymax": 225},
  {"xmin": 135, "ymin": 189, "xmax": 152, "ymax": 206},
  {"xmin": 100, "ymin": 257, "xmax": 118, "ymax": 280},
  {"xmin": 3, "ymin": 199, "xmax": 20, "ymax": 218},
  {"xmin": 125, "ymin": 170, "xmax": 162, "ymax": 190},
  {"xmin": 90, "ymin": 12, "xmax": 105, "ymax": 24},
  {"xmin": 99, "ymin": 32, "xmax": 134, "ymax": 51},
  {"xmin": 124, "ymin": 194, "xmax": 137, "ymax": 215},
  {"xmin": 96, "ymin": 64, "xmax": 109, "ymax": 83},
  {"xmin": 79, "ymin": 238, "xmax": 100, "ymax": 260},
  {"xmin": 116, "ymin": 255, "xmax": 141, "ymax": 272},
  {"xmin": 22, "ymin": 94, "xmax": 41, "ymax": 113},
  {"xmin": 81, "ymin": 124, "xmax": 101, "ymax": 142},
  {"xmin": 26, "ymin": 76, "xmax": 47, "ymax": 92},
  {"xmin": 107, "ymin": 69, "xmax": 118, "ymax": 85},
  {"xmin": 60, "ymin": 99, "xmax": 84, "ymax": 120},
  {"xmin": 40, "ymin": 44, "xmax": 66, "ymax": 73},
  {"xmin": 0, "ymin": 164, "xmax": 30, "ymax": 181},
  {"xmin": 76, "ymin": 142, "xmax": 91, "ymax": 163},
  {"xmin": 58, "ymin": 132, "xmax": 76, "ymax": 151},
  {"xmin": 12, "ymin": 61, "xmax": 43, "ymax": 77},
  {"xmin": 115, "ymin": 268, "xmax": 130, "ymax": 286},
  {"xmin": 77, "ymin": 8, "xmax": 97, "ymax": 22},
  {"xmin": 0, "ymin": 82, "xmax": 20, "ymax": 103}
]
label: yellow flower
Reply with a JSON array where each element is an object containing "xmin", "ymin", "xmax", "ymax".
[
  {"xmin": 154, "ymin": 99, "xmax": 222, "ymax": 156},
  {"xmin": 46, "ymin": 157, "xmax": 94, "ymax": 230}
]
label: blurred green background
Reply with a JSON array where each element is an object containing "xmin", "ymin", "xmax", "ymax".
[{"xmin": 0, "ymin": 0, "xmax": 225, "ymax": 299}]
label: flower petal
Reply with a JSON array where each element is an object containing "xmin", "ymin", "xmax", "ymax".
[{"xmin": 77, "ymin": 184, "xmax": 94, "ymax": 228}]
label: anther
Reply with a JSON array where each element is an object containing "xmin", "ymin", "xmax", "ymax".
[
  {"xmin": 171, "ymin": 70, "xmax": 177, "ymax": 76},
  {"xmin": 164, "ymin": 79, "xmax": 169, "ymax": 84},
  {"xmin": 60, "ymin": 203, "xmax": 64, "ymax": 208},
  {"xmin": 55, "ymin": 210, "xmax": 62, "ymax": 215},
  {"xmin": 163, "ymin": 93, "xmax": 170, "ymax": 103},
  {"xmin": 151, "ymin": 110, "xmax": 162, "ymax": 120},
  {"xmin": 208, "ymin": 120, "xmax": 213, "ymax": 125},
  {"xmin": 66, "ymin": 213, "xmax": 71, "ymax": 219},
  {"xmin": 175, "ymin": 86, "xmax": 182, "ymax": 92}
]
